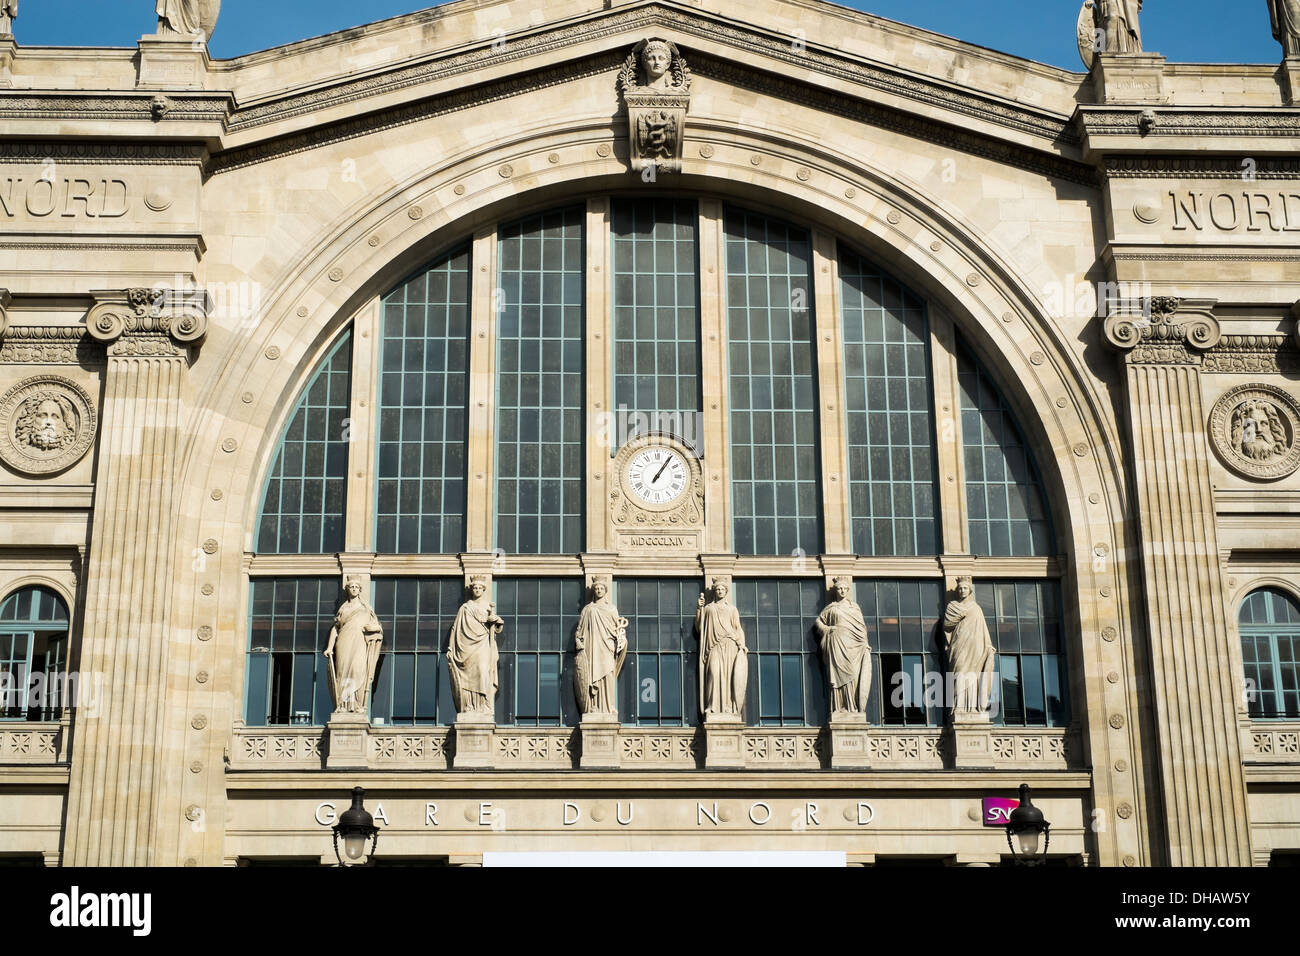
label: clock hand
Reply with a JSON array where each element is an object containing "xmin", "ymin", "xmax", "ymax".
[{"xmin": 652, "ymin": 456, "xmax": 672, "ymax": 484}]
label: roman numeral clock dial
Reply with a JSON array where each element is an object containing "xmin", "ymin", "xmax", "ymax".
[{"xmin": 626, "ymin": 446, "xmax": 690, "ymax": 506}]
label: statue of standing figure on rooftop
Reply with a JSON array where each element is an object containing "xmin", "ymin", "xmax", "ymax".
[
  {"xmin": 0, "ymin": 1, "xmax": 17, "ymax": 37},
  {"xmin": 1270, "ymin": 0, "xmax": 1300, "ymax": 57},
  {"xmin": 156, "ymin": 0, "xmax": 220, "ymax": 41},
  {"xmin": 1077, "ymin": 0, "xmax": 1143, "ymax": 68}
]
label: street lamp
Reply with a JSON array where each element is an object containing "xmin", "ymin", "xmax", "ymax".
[
  {"xmin": 1005, "ymin": 783, "xmax": 1050, "ymax": 866},
  {"xmin": 332, "ymin": 786, "xmax": 380, "ymax": 866}
]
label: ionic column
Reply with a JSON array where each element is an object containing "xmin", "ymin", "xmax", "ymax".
[
  {"xmin": 1104, "ymin": 297, "xmax": 1251, "ymax": 866},
  {"xmin": 63, "ymin": 288, "xmax": 207, "ymax": 866}
]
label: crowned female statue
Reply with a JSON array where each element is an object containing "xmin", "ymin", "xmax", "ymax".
[
  {"xmin": 447, "ymin": 575, "xmax": 503, "ymax": 715},
  {"xmin": 323, "ymin": 577, "xmax": 384, "ymax": 716},
  {"xmin": 943, "ymin": 576, "xmax": 996, "ymax": 718},
  {"xmin": 573, "ymin": 575, "xmax": 628, "ymax": 716},
  {"xmin": 697, "ymin": 577, "xmax": 747, "ymax": 718},
  {"xmin": 814, "ymin": 577, "xmax": 872, "ymax": 716}
]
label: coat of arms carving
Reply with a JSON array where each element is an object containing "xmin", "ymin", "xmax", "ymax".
[{"xmin": 618, "ymin": 38, "xmax": 691, "ymax": 174}]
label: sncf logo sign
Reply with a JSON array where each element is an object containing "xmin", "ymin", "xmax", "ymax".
[{"xmin": 981, "ymin": 797, "xmax": 1019, "ymax": 827}]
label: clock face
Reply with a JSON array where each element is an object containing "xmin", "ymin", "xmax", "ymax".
[{"xmin": 626, "ymin": 446, "xmax": 690, "ymax": 506}]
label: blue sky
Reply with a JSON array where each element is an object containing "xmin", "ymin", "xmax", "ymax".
[{"xmin": 12, "ymin": 1, "xmax": 1285, "ymax": 69}]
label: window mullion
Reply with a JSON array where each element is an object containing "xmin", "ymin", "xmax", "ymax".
[
  {"xmin": 698, "ymin": 199, "xmax": 730, "ymax": 553},
  {"xmin": 344, "ymin": 300, "xmax": 380, "ymax": 554},
  {"xmin": 585, "ymin": 197, "xmax": 611, "ymax": 553},
  {"xmin": 929, "ymin": 305, "xmax": 969, "ymax": 555},
  {"xmin": 465, "ymin": 225, "xmax": 497, "ymax": 553},
  {"xmin": 811, "ymin": 229, "xmax": 849, "ymax": 556}
]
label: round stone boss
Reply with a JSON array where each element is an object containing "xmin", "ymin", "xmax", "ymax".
[
  {"xmin": 0, "ymin": 375, "xmax": 98, "ymax": 476},
  {"xmin": 1208, "ymin": 383, "xmax": 1300, "ymax": 481}
]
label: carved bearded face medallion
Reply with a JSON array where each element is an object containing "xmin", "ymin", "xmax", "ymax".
[
  {"xmin": 1210, "ymin": 385, "xmax": 1300, "ymax": 481},
  {"xmin": 0, "ymin": 376, "xmax": 97, "ymax": 476}
]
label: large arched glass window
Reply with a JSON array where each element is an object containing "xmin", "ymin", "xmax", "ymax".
[
  {"xmin": 1240, "ymin": 587, "xmax": 1300, "ymax": 719},
  {"xmin": 245, "ymin": 196, "xmax": 1068, "ymax": 732},
  {"xmin": 0, "ymin": 586, "xmax": 70, "ymax": 721}
]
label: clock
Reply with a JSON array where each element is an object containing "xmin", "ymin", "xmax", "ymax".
[{"xmin": 625, "ymin": 445, "xmax": 690, "ymax": 506}]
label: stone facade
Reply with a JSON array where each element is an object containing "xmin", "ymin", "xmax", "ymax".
[{"xmin": 0, "ymin": 0, "xmax": 1297, "ymax": 867}]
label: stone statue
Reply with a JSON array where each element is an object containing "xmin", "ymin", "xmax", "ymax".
[
  {"xmin": 157, "ymin": 0, "xmax": 201, "ymax": 35},
  {"xmin": 14, "ymin": 394, "xmax": 77, "ymax": 451},
  {"xmin": 1098, "ymin": 0, "xmax": 1143, "ymax": 54},
  {"xmin": 943, "ymin": 576, "xmax": 996, "ymax": 718},
  {"xmin": 323, "ymin": 577, "xmax": 384, "ymax": 715},
  {"xmin": 1232, "ymin": 398, "xmax": 1288, "ymax": 462},
  {"xmin": 0, "ymin": 1, "xmax": 16, "ymax": 37},
  {"xmin": 447, "ymin": 575, "xmax": 503, "ymax": 715},
  {"xmin": 618, "ymin": 37, "xmax": 692, "ymax": 173},
  {"xmin": 696, "ymin": 577, "xmax": 747, "ymax": 718},
  {"xmin": 1270, "ymin": 0, "xmax": 1300, "ymax": 57},
  {"xmin": 573, "ymin": 575, "xmax": 628, "ymax": 716},
  {"xmin": 814, "ymin": 577, "xmax": 872, "ymax": 717}
]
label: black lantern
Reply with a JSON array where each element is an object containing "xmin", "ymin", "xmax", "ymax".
[
  {"xmin": 332, "ymin": 786, "xmax": 380, "ymax": 866},
  {"xmin": 1005, "ymin": 783, "xmax": 1050, "ymax": 865}
]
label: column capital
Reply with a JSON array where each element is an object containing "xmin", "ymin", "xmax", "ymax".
[
  {"xmin": 85, "ymin": 287, "xmax": 208, "ymax": 358},
  {"xmin": 1102, "ymin": 296, "xmax": 1220, "ymax": 364}
]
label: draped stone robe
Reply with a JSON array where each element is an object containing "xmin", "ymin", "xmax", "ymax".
[
  {"xmin": 943, "ymin": 595, "xmax": 996, "ymax": 715},
  {"xmin": 156, "ymin": 0, "xmax": 200, "ymax": 34},
  {"xmin": 447, "ymin": 597, "xmax": 501, "ymax": 714},
  {"xmin": 329, "ymin": 597, "xmax": 383, "ymax": 714},
  {"xmin": 816, "ymin": 599, "xmax": 871, "ymax": 715},
  {"xmin": 573, "ymin": 596, "xmax": 627, "ymax": 715},
  {"xmin": 1272, "ymin": 0, "xmax": 1300, "ymax": 57},
  {"xmin": 697, "ymin": 597, "xmax": 747, "ymax": 717}
]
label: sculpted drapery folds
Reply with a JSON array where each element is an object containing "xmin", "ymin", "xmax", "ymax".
[
  {"xmin": 697, "ymin": 577, "xmax": 747, "ymax": 718},
  {"xmin": 943, "ymin": 576, "xmax": 997, "ymax": 718},
  {"xmin": 815, "ymin": 577, "xmax": 872, "ymax": 717},
  {"xmin": 1084, "ymin": 0, "xmax": 1142, "ymax": 55},
  {"xmin": 156, "ymin": 0, "xmax": 201, "ymax": 35},
  {"xmin": 574, "ymin": 576, "xmax": 628, "ymax": 716},
  {"xmin": 323, "ymin": 577, "xmax": 384, "ymax": 716},
  {"xmin": 447, "ymin": 575, "xmax": 503, "ymax": 715},
  {"xmin": 1271, "ymin": 0, "xmax": 1300, "ymax": 56},
  {"xmin": 0, "ymin": 1, "xmax": 15, "ymax": 36}
]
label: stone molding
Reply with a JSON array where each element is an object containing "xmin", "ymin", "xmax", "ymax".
[
  {"xmin": 1103, "ymin": 296, "xmax": 1221, "ymax": 365},
  {"xmin": 1245, "ymin": 723, "xmax": 1300, "ymax": 762},
  {"xmin": 84, "ymin": 287, "xmax": 208, "ymax": 358},
  {"xmin": 225, "ymin": 723, "xmax": 1078, "ymax": 772},
  {"xmin": 0, "ymin": 142, "xmax": 207, "ymax": 165},
  {"xmin": 1105, "ymin": 155, "xmax": 1300, "ymax": 179},
  {"xmin": 1080, "ymin": 107, "xmax": 1300, "ymax": 138},
  {"xmin": 0, "ymin": 720, "xmax": 68, "ymax": 765},
  {"xmin": 1202, "ymin": 334, "xmax": 1300, "ymax": 375}
]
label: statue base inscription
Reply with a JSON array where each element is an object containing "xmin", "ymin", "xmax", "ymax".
[
  {"xmin": 324, "ymin": 711, "xmax": 370, "ymax": 770},
  {"xmin": 1092, "ymin": 52, "xmax": 1168, "ymax": 106},
  {"xmin": 703, "ymin": 712, "xmax": 745, "ymax": 770},
  {"xmin": 136, "ymin": 33, "xmax": 208, "ymax": 90},
  {"xmin": 452, "ymin": 712, "xmax": 495, "ymax": 770},
  {"xmin": 578, "ymin": 712, "xmax": 621, "ymax": 770},
  {"xmin": 949, "ymin": 714, "xmax": 994, "ymax": 770},
  {"xmin": 828, "ymin": 715, "xmax": 872, "ymax": 770}
]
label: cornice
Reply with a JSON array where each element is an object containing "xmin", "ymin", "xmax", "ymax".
[
  {"xmin": 0, "ymin": 91, "xmax": 231, "ymax": 125},
  {"xmin": 0, "ymin": 141, "xmax": 207, "ymax": 165},
  {"xmin": 1079, "ymin": 107, "xmax": 1300, "ymax": 138},
  {"xmin": 1105, "ymin": 155, "xmax": 1300, "ymax": 179}
]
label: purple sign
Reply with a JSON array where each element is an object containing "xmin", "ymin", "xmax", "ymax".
[{"xmin": 982, "ymin": 797, "xmax": 1019, "ymax": 827}]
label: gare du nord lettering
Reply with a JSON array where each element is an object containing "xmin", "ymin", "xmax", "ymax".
[{"xmin": 0, "ymin": 175, "xmax": 130, "ymax": 218}]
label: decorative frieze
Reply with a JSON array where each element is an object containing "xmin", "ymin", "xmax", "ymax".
[
  {"xmin": 0, "ymin": 326, "xmax": 98, "ymax": 366},
  {"xmin": 224, "ymin": 724, "xmax": 1076, "ymax": 772},
  {"xmin": 1202, "ymin": 334, "xmax": 1300, "ymax": 375}
]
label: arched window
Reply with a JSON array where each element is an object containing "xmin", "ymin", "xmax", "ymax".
[
  {"xmin": 1240, "ymin": 587, "xmax": 1300, "ymax": 719},
  {"xmin": 245, "ymin": 196, "xmax": 1068, "ymax": 731},
  {"xmin": 0, "ymin": 586, "xmax": 71, "ymax": 721},
  {"xmin": 256, "ymin": 331, "xmax": 351, "ymax": 554}
]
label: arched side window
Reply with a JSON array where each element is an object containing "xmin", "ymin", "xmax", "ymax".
[
  {"xmin": 956, "ymin": 336, "xmax": 1053, "ymax": 557},
  {"xmin": 724, "ymin": 206, "xmax": 822, "ymax": 556},
  {"xmin": 256, "ymin": 331, "xmax": 352, "ymax": 554},
  {"xmin": 377, "ymin": 246, "xmax": 471, "ymax": 554},
  {"xmin": 0, "ymin": 586, "xmax": 70, "ymax": 721},
  {"xmin": 1240, "ymin": 587, "xmax": 1300, "ymax": 719},
  {"xmin": 839, "ymin": 243, "xmax": 938, "ymax": 556}
]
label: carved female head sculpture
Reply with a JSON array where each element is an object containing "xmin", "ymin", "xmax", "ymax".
[
  {"xmin": 590, "ymin": 574, "xmax": 610, "ymax": 600},
  {"xmin": 955, "ymin": 575, "xmax": 974, "ymax": 600},
  {"xmin": 468, "ymin": 575, "xmax": 489, "ymax": 599},
  {"xmin": 710, "ymin": 576, "xmax": 730, "ymax": 600},
  {"xmin": 830, "ymin": 576, "xmax": 852, "ymax": 600},
  {"xmin": 343, "ymin": 576, "xmax": 363, "ymax": 600},
  {"xmin": 641, "ymin": 39, "xmax": 671, "ymax": 82}
]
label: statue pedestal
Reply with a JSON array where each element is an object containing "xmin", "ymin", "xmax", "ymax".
[
  {"xmin": 451, "ymin": 711, "xmax": 495, "ymax": 769},
  {"xmin": 0, "ymin": 38, "xmax": 15, "ymax": 90},
  {"xmin": 136, "ymin": 34, "xmax": 209, "ymax": 90},
  {"xmin": 828, "ymin": 714, "xmax": 872, "ymax": 769},
  {"xmin": 324, "ymin": 711, "xmax": 370, "ymax": 770},
  {"xmin": 1283, "ymin": 57, "xmax": 1300, "ymax": 107},
  {"xmin": 578, "ymin": 712, "xmax": 621, "ymax": 769},
  {"xmin": 1092, "ymin": 52, "xmax": 1167, "ymax": 106},
  {"xmin": 948, "ymin": 713, "xmax": 994, "ymax": 770},
  {"xmin": 703, "ymin": 712, "xmax": 745, "ymax": 769}
]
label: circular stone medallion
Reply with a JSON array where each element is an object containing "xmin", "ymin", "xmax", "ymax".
[
  {"xmin": 0, "ymin": 376, "xmax": 97, "ymax": 476},
  {"xmin": 1209, "ymin": 384, "xmax": 1300, "ymax": 481}
]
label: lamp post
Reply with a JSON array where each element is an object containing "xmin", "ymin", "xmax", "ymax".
[
  {"xmin": 332, "ymin": 786, "xmax": 379, "ymax": 866},
  {"xmin": 1005, "ymin": 783, "xmax": 1050, "ymax": 866}
]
